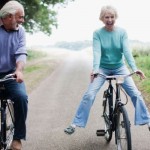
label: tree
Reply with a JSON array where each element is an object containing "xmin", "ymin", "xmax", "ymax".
[
  {"xmin": 0, "ymin": 0, "xmax": 73, "ymax": 35},
  {"xmin": 0, "ymin": 0, "xmax": 9, "ymax": 9}
]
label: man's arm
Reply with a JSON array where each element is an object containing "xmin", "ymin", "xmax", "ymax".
[{"xmin": 14, "ymin": 61, "xmax": 25, "ymax": 83}]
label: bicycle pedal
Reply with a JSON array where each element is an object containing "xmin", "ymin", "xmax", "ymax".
[{"xmin": 96, "ymin": 129, "xmax": 105, "ymax": 136}]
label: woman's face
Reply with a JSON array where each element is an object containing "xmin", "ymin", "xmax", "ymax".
[{"xmin": 102, "ymin": 12, "xmax": 116, "ymax": 31}]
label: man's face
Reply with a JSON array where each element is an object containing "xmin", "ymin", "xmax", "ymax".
[
  {"xmin": 10, "ymin": 9, "xmax": 25, "ymax": 30},
  {"xmin": 2, "ymin": 9, "xmax": 25, "ymax": 30}
]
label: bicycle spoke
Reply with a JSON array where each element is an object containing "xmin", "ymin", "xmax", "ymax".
[
  {"xmin": 116, "ymin": 106, "xmax": 132, "ymax": 150},
  {"xmin": 6, "ymin": 101, "xmax": 14, "ymax": 149}
]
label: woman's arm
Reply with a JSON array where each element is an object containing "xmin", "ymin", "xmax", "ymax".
[{"xmin": 93, "ymin": 31, "xmax": 101, "ymax": 74}]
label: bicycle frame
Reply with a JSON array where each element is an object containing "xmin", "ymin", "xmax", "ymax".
[
  {"xmin": 105, "ymin": 78, "xmax": 124, "ymax": 132},
  {"xmin": 97, "ymin": 73, "xmax": 133, "ymax": 149},
  {"xmin": 104, "ymin": 79, "xmax": 114, "ymax": 129},
  {"xmin": 0, "ymin": 75, "xmax": 15, "ymax": 150}
]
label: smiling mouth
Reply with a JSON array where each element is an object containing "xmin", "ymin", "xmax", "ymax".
[{"xmin": 106, "ymin": 22, "xmax": 113, "ymax": 25}]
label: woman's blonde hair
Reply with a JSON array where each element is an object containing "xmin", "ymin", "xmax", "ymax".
[
  {"xmin": 0, "ymin": 0, "xmax": 24, "ymax": 18},
  {"xmin": 99, "ymin": 5, "xmax": 118, "ymax": 21}
]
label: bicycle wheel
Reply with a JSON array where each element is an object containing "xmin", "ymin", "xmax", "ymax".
[
  {"xmin": 103, "ymin": 96, "xmax": 113, "ymax": 142},
  {"xmin": 6, "ymin": 100, "xmax": 14, "ymax": 149},
  {"xmin": 116, "ymin": 105, "xmax": 132, "ymax": 150}
]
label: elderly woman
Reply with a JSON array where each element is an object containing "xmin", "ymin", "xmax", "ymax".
[{"xmin": 64, "ymin": 5, "xmax": 150, "ymax": 135}]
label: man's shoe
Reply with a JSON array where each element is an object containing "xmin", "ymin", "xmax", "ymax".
[
  {"xmin": 10, "ymin": 140, "xmax": 22, "ymax": 150},
  {"xmin": 64, "ymin": 125, "xmax": 75, "ymax": 135}
]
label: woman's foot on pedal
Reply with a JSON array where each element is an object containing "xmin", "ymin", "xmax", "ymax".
[
  {"xmin": 147, "ymin": 122, "xmax": 150, "ymax": 131},
  {"xmin": 64, "ymin": 125, "xmax": 75, "ymax": 135},
  {"xmin": 140, "ymin": 122, "xmax": 150, "ymax": 131}
]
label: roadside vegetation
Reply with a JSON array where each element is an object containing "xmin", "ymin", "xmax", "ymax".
[
  {"xmin": 1, "ymin": 0, "xmax": 74, "ymax": 35},
  {"xmin": 24, "ymin": 49, "xmax": 63, "ymax": 93},
  {"xmin": 132, "ymin": 46, "xmax": 150, "ymax": 104}
]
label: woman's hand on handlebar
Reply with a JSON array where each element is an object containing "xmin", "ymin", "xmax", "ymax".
[
  {"xmin": 135, "ymin": 70, "xmax": 146, "ymax": 80},
  {"xmin": 90, "ymin": 72, "xmax": 98, "ymax": 83}
]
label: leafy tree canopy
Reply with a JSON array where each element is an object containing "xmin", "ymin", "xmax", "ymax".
[{"xmin": 0, "ymin": 0, "xmax": 73, "ymax": 35}]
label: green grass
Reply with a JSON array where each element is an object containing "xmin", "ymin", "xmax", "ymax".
[
  {"xmin": 24, "ymin": 50, "xmax": 48, "ymax": 92},
  {"xmin": 25, "ymin": 65, "xmax": 42, "ymax": 73},
  {"xmin": 27, "ymin": 50, "xmax": 47, "ymax": 61},
  {"xmin": 132, "ymin": 47, "xmax": 150, "ymax": 102},
  {"xmin": 24, "ymin": 49, "xmax": 61, "ymax": 93}
]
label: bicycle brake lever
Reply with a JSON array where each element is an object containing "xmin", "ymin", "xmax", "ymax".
[{"xmin": 5, "ymin": 74, "xmax": 16, "ymax": 78}]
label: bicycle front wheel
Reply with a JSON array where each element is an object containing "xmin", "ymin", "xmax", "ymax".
[
  {"xmin": 116, "ymin": 105, "xmax": 132, "ymax": 150},
  {"xmin": 6, "ymin": 100, "xmax": 14, "ymax": 149}
]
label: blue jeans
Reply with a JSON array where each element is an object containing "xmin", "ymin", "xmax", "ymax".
[
  {"xmin": 72, "ymin": 65, "xmax": 150, "ymax": 127},
  {"xmin": 3, "ymin": 79, "xmax": 28, "ymax": 140}
]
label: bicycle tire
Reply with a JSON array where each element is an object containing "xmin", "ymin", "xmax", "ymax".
[
  {"xmin": 115, "ymin": 105, "xmax": 132, "ymax": 150},
  {"xmin": 103, "ymin": 96, "xmax": 113, "ymax": 142},
  {"xmin": 5, "ymin": 100, "xmax": 14, "ymax": 149}
]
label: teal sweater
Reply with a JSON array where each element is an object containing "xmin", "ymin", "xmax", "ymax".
[{"xmin": 93, "ymin": 27, "xmax": 137, "ymax": 73}]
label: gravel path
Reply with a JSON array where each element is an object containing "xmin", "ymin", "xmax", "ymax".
[{"xmin": 22, "ymin": 50, "xmax": 150, "ymax": 150}]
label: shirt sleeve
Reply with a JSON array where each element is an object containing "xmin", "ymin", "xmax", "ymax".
[
  {"xmin": 15, "ymin": 26, "xmax": 27, "ymax": 64},
  {"xmin": 122, "ymin": 30, "xmax": 137, "ymax": 71},
  {"xmin": 93, "ymin": 31, "xmax": 101, "ymax": 74}
]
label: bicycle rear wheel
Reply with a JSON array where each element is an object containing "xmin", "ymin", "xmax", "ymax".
[
  {"xmin": 103, "ymin": 96, "xmax": 113, "ymax": 142},
  {"xmin": 116, "ymin": 105, "xmax": 132, "ymax": 150},
  {"xmin": 6, "ymin": 100, "xmax": 14, "ymax": 149}
]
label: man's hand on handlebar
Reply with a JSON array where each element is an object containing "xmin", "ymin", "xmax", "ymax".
[{"xmin": 14, "ymin": 71, "xmax": 24, "ymax": 83}]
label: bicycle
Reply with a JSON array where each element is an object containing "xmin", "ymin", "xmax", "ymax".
[
  {"xmin": 0, "ymin": 74, "xmax": 15, "ymax": 150},
  {"xmin": 96, "ymin": 72, "xmax": 136, "ymax": 150}
]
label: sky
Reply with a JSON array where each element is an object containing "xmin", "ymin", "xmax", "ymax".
[{"xmin": 26, "ymin": 0, "xmax": 150, "ymax": 46}]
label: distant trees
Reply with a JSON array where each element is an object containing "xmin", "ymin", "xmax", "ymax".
[
  {"xmin": 54, "ymin": 41, "xmax": 92, "ymax": 50},
  {"xmin": 0, "ymin": 0, "xmax": 74, "ymax": 35}
]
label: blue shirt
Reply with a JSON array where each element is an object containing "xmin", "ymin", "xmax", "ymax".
[
  {"xmin": 93, "ymin": 27, "xmax": 137, "ymax": 73},
  {"xmin": 0, "ymin": 25, "xmax": 27, "ymax": 73}
]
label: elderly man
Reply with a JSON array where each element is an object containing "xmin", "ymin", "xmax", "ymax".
[{"xmin": 0, "ymin": 1, "xmax": 28, "ymax": 149}]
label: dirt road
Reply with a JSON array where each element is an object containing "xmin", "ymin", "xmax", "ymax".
[{"xmin": 23, "ymin": 50, "xmax": 150, "ymax": 150}]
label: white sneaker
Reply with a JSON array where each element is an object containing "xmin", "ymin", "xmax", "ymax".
[{"xmin": 147, "ymin": 122, "xmax": 150, "ymax": 131}]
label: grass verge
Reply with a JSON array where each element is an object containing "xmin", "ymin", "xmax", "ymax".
[
  {"xmin": 132, "ymin": 48, "xmax": 150, "ymax": 105},
  {"xmin": 24, "ymin": 49, "xmax": 64, "ymax": 93}
]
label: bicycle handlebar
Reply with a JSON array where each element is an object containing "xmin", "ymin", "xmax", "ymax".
[
  {"xmin": 97, "ymin": 72, "xmax": 136, "ymax": 84},
  {"xmin": 0, "ymin": 74, "xmax": 16, "ymax": 82}
]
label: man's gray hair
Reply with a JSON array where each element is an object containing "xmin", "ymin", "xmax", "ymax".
[{"xmin": 0, "ymin": 0, "xmax": 24, "ymax": 18}]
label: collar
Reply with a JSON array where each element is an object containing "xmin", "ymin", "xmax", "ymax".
[{"xmin": 0, "ymin": 25, "xmax": 19, "ymax": 32}]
